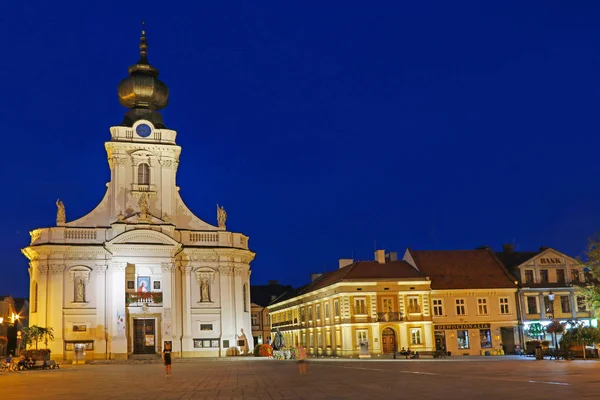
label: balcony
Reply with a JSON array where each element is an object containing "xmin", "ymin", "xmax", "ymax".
[
  {"xmin": 126, "ymin": 292, "xmax": 163, "ymax": 306},
  {"xmin": 377, "ymin": 312, "xmax": 403, "ymax": 322}
]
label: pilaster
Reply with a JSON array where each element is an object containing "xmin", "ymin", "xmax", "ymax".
[
  {"xmin": 48, "ymin": 264, "xmax": 65, "ymax": 358},
  {"xmin": 94, "ymin": 264, "xmax": 108, "ymax": 359},
  {"xmin": 109, "ymin": 261, "xmax": 127, "ymax": 359},
  {"xmin": 180, "ymin": 265, "xmax": 193, "ymax": 355}
]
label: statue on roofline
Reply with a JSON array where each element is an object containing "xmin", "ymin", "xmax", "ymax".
[
  {"xmin": 56, "ymin": 199, "xmax": 66, "ymax": 225},
  {"xmin": 217, "ymin": 204, "xmax": 227, "ymax": 229}
]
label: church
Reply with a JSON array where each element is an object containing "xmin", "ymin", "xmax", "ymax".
[{"xmin": 21, "ymin": 31, "xmax": 255, "ymax": 360}]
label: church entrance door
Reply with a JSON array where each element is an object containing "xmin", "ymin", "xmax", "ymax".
[
  {"xmin": 382, "ymin": 328, "xmax": 396, "ymax": 354},
  {"xmin": 133, "ymin": 318, "xmax": 156, "ymax": 354}
]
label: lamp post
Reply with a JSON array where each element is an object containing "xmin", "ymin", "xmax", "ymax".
[{"xmin": 548, "ymin": 291, "xmax": 556, "ymax": 348}]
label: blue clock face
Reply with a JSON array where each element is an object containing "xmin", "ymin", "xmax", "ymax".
[{"xmin": 136, "ymin": 124, "xmax": 152, "ymax": 137}]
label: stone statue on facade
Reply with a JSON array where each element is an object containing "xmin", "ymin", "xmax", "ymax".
[
  {"xmin": 217, "ymin": 204, "xmax": 227, "ymax": 229},
  {"xmin": 272, "ymin": 328, "xmax": 286, "ymax": 351},
  {"xmin": 138, "ymin": 194, "xmax": 149, "ymax": 217},
  {"xmin": 76, "ymin": 279, "xmax": 85, "ymax": 302},
  {"xmin": 56, "ymin": 199, "xmax": 66, "ymax": 225},
  {"xmin": 200, "ymin": 277, "xmax": 210, "ymax": 302}
]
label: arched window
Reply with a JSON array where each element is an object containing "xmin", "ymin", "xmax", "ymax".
[
  {"xmin": 243, "ymin": 284, "xmax": 248, "ymax": 312},
  {"xmin": 138, "ymin": 163, "xmax": 150, "ymax": 185},
  {"xmin": 32, "ymin": 281, "xmax": 38, "ymax": 313}
]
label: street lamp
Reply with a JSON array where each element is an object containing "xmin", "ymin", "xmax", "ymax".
[{"xmin": 548, "ymin": 291, "xmax": 556, "ymax": 348}]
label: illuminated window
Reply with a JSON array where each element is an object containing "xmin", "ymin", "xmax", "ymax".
[
  {"xmin": 138, "ymin": 163, "xmax": 150, "ymax": 185},
  {"xmin": 408, "ymin": 297, "xmax": 421, "ymax": 313},
  {"xmin": 356, "ymin": 329, "xmax": 368, "ymax": 346},
  {"xmin": 354, "ymin": 298, "xmax": 367, "ymax": 315},
  {"xmin": 309, "ymin": 306, "xmax": 313, "ymax": 321},
  {"xmin": 499, "ymin": 298, "xmax": 510, "ymax": 314},
  {"xmin": 411, "ymin": 329, "xmax": 422, "ymax": 345},
  {"xmin": 480, "ymin": 329, "xmax": 492, "ymax": 348},
  {"xmin": 455, "ymin": 299, "xmax": 466, "ymax": 315},
  {"xmin": 334, "ymin": 300, "xmax": 340, "ymax": 317},
  {"xmin": 577, "ymin": 296, "xmax": 587, "ymax": 312},
  {"xmin": 457, "ymin": 330, "xmax": 469, "ymax": 349},
  {"xmin": 382, "ymin": 298, "xmax": 394, "ymax": 312},
  {"xmin": 316, "ymin": 304, "xmax": 321, "ymax": 320},
  {"xmin": 433, "ymin": 299, "xmax": 444, "ymax": 316},
  {"xmin": 325, "ymin": 303, "xmax": 330, "ymax": 318},
  {"xmin": 560, "ymin": 296, "xmax": 571, "ymax": 313},
  {"xmin": 477, "ymin": 298, "xmax": 488, "ymax": 315}
]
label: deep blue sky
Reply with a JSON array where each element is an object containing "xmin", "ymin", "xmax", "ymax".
[{"xmin": 2, "ymin": 1, "xmax": 600, "ymax": 297}]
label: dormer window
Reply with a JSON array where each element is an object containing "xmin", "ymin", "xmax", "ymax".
[{"xmin": 138, "ymin": 163, "xmax": 150, "ymax": 185}]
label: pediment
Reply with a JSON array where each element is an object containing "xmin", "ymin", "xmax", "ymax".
[
  {"xmin": 107, "ymin": 229, "xmax": 179, "ymax": 246},
  {"xmin": 531, "ymin": 248, "xmax": 578, "ymax": 267}
]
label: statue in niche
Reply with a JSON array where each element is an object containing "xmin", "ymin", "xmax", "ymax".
[
  {"xmin": 56, "ymin": 199, "xmax": 66, "ymax": 225},
  {"xmin": 200, "ymin": 277, "xmax": 211, "ymax": 302},
  {"xmin": 75, "ymin": 278, "xmax": 85, "ymax": 302},
  {"xmin": 138, "ymin": 194, "xmax": 149, "ymax": 217},
  {"xmin": 216, "ymin": 204, "xmax": 227, "ymax": 228}
]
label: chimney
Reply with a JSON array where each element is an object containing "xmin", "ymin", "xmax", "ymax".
[
  {"xmin": 374, "ymin": 249, "xmax": 386, "ymax": 264},
  {"xmin": 310, "ymin": 273, "xmax": 323, "ymax": 282},
  {"xmin": 386, "ymin": 252, "xmax": 398, "ymax": 262},
  {"xmin": 502, "ymin": 244, "xmax": 514, "ymax": 254},
  {"xmin": 268, "ymin": 280, "xmax": 278, "ymax": 286},
  {"xmin": 539, "ymin": 246, "xmax": 550, "ymax": 252},
  {"xmin": 339, "ymin": 258, "xmax": 354, "ymax": 269}
]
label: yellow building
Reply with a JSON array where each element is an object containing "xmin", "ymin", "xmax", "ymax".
[
  {"xmin": 404, "ymin": 248, "xmax": 520, "ymax": 356},
  {"xmin": 269, "ymin": 251, "xmax": 435, "ymax": 356}
]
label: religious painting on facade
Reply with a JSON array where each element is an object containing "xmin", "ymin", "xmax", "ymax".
[
  {"xmin": 73, "ymin": 324, "xmax": 87, "ymax": 332},
  {"xmin": 137, "ymin": 276, "xmax": 150, "ymax": 293}
]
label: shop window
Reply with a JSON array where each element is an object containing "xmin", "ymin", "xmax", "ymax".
[
  {"xmin": 560, "ymin": 296, "xmax": 571, "ymax": 313},
  {"xmin": 477, "ymin": 298, "xmax": 488, "ymax": 315},
  {"xmin": 499, "ymin": 298, "xmax": 510, "ymax": 315},
  {"xmin": 354, "ymin": 298, "xmax": 367, "ymax": 315},
  {"xmin": 408, "ymin": 297, "xmax": 421, "ymax": 313},
  {"xmin": 455, "ymin": 299, "xmax": 466, "ymax": 315},
  {"xmin": 526, "ymin": 296, "xmax": 538, "ymax": 314},
  {"xmin": 480, "ymin": 329, "xmax": 492, "ymax": 348},
  {"xmin": 457, "ymin": 330, "xmax": 469, "ymax": 349},
  {"xmin": 524, "ymin": 270, "xmax": 534, "ymax": 284},
  {"xmin": 411, "ymin": 329, "xmax": 422, "ymax": 345},
  {"xmin": 539, "ymin": 270, "xmax": 549, "ymax": 283},
  {"xmin": 577, "ymin": 296, "xmax": 587, "ymax": 312},
  {"xmin": 432, "ymin": 299, "xmax": 444, "ymax": 316}
]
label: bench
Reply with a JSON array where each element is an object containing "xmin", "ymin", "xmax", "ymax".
[
  {"xmin": 418, "ymin": 350, "xmax": 447, "ymax": 359},
  {"xmin": 547, "ymin": 350, "xmax": 573, "ymax": 360},
  {"xmin": 31, "ymin": 360, "xmax": 60, "ymax": 370}
]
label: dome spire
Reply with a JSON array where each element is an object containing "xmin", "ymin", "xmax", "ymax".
[{"xmin": 117, "ymin": 23, "xmax": 170, "ymax": 128}]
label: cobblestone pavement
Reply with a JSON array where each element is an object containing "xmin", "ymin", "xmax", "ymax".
[{"xmin": 1, "ymin": 357, "xmax": 598, "ymax": 399}]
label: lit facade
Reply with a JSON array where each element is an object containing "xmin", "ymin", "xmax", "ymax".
[
  {"xmin": 269, "ymin": 252, "xmax": 435, "ymax": 356},
  {"xmin": 21, "ymin": 33, "xmax": 254, "ymax": 361}
]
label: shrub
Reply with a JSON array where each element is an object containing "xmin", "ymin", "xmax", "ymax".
[{"xmin": 253, "ymin": 344, "xmax": 273, "ymax": 357}]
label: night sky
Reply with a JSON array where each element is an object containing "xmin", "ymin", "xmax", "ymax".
[{"xmin": 2, "ymin": 1, "xmax": 600, "ymax": 297}]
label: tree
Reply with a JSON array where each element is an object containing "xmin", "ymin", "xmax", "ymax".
[
  {"xmin": 577, "ymin": 237, "xmax": 600, "ymax": 318},
  {"xmin": 20, "ymin": 325, "xmax": 54, "ymax": 351},
  {"xmin": 561, "ymin": 323, "xmax": 600, "ymax": 359}
]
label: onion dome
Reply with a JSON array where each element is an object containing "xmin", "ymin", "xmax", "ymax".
[{"xmin": 118, "ymin": 25, "xmax": 169, "ymax": 128}]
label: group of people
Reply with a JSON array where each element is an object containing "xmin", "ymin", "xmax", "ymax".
[
  {"xmin": 3, "ymin": 353, "xmax": 35, "ymax": 371},
  {"xmin": 398, "ymin": 347, "xmax": 420, "ymax": 359}
]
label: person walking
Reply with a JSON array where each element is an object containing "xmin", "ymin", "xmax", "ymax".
[{"xmin": 163, "ymin": 342, "xmax": 172, "ymax": 377}]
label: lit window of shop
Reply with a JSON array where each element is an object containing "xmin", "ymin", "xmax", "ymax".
[
  {"xmin": 457, "ymin": 330, "xmax": 469, "ymax": 349},
  {"xmin": 334, "ymin": 299, "xmax": 340, "ymax": 317},
  {"xmin": 356, "ymin": 329, "xmax": 368, "ymax": 346},
  {"xmin": 408, "ymin": 297, "xmax": 421, "ymax": 313},
  {"xmin": 432, "ymin": 299, "xmax": 444, "ymax": 316},
  {"xmin": 560, "ymin": 296, "xmax": 571, "ymax": 313},
  {"xmin": 455, "ymin": 299, "xmax": 466, "ymax": 315},
  {"xmin": 354, "ymin": 298, "xmax": 367, "ymax": 315},
  {"xmin": 577, "ymin": 296, "xmax": 587, "ymax": 312},
  {"xmin": 477, "ymin": 298, "xmax": 488, "ymax": 315},
  {"xmin": 480, "ymin": 329, "xmax": 492, "ymax": 348},
  {"xmin": 499, "ymin": 298, "xmax": 510, "ymax": 314},
  {"xmin": 526, "ymin": 296, "xmax": 538, "ymax": 314},
  {"xmin": 411, "ymin": 329, "xmax": 422, "ymax": 345}
]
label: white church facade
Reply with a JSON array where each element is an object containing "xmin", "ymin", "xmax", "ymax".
[{"xmin": 21, "ymin": 31, "xmax": 255, "ymax": 360}]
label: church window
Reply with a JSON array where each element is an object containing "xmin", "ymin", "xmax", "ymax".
[
  {"xmin": 243, "ymin": 284, "xmax": 248, "ymax": 312},
  {"xmin": 138, "ymin": 163, "xmax": 150, "ymax": 185}
]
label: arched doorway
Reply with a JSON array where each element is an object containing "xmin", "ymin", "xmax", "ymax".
[{"xmin": 382, "ymin": 328, "xmax": 396, "ymax": 354}]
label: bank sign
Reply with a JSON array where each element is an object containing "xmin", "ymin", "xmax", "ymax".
[{"xmin": 434, "ymin": 323, "xmax": 491, "ymax": 330}]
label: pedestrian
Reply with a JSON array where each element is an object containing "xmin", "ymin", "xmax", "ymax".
[
  {"xmin": 163, "ymin": 342, "xmax": 172, "ymax": 377},
  {"xmin": 297, "ymin": 345, "xmax": 307, "ymax": 376}
]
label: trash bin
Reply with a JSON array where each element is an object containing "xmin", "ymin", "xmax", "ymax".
[{"xmin": 535, "ymin": 346, "xmax": 544, "ymax": 360}]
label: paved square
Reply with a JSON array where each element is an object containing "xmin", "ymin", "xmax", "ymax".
[{"xmin": 1, "ymin": 357, "xmax": 598, "ymax": 399}]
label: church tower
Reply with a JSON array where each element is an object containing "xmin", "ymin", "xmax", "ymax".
[{"xmin": 22, "ymin": 29, "xmax": 255, "ymax": 360}]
